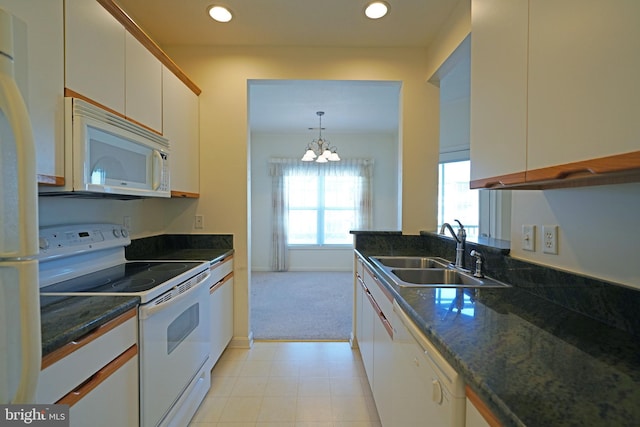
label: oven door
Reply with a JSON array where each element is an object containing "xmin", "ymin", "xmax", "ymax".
[{"xmin": 138, "ymin": 279, "xmax": 210, "ymax": 427}]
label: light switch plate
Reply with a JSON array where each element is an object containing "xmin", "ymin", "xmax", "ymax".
[
  {"xmin": 522, "ymin": 225, "xmax": 536, "ymax": 251},
  {"xmin": 543, "ymin": 225, "xmax": 558, "ymax": 254}
]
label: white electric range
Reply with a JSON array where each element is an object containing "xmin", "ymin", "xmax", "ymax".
[{"xmin": 39, "ymin": 223, "xmax": 211, "ymax": 427}]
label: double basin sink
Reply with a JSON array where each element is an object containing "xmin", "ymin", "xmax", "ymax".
[{"xmin": 369, "ymin": 256, "xmax": 511, "ymax": 288}]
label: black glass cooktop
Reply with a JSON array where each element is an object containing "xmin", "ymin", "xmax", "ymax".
[{"xmin": 40, "ymin": 261, "xmax": 205, "ymax": 294}]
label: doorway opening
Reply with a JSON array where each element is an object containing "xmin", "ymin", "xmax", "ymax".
[{"xmin": 248, "ymin": 79, "xmax": 401, "ymax": 339}]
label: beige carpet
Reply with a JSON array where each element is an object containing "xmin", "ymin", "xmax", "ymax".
[{"xmin": 251, "ymin": 271, "xmax": 353, "ymax": 340}]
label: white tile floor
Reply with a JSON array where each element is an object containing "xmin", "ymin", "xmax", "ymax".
[{"xmin": 189, "ymin": 341, "xmax": 381, "ymax": 427}]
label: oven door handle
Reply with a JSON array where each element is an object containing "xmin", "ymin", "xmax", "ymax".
[{"xmin": 139, "ymin": 272, "xmax": 210, "ymax": 319}]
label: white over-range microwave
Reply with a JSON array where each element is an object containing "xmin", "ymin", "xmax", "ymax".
[{"xmin": 40, "ymin": 98, "xmax": 170, "ymax": 198}]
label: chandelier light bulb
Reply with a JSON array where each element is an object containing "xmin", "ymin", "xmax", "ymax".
[{"xmin": 301, "ymin": 111, "xmax": 340, "ymax": 163}]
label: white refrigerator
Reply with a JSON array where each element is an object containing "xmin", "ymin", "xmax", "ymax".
[{"xmin": 0, "ymin": 7, "xmax": 41, "ymax": 404}]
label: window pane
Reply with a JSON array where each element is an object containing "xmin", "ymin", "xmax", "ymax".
[
  {"xmin": 286, "ymin": 176, "xmax": 317, "ymax": 208},
  {"xmin": 324, "ymin": 176, "xmax": 357, "ymax": 208},
  {"xmin": 438, "ymin": 160, "xmax": 479, "ymax": 239},
  {"xmin": 288, "ymin": 210, "xmax": 317, "ymax": 244},
  {"xmin": 323, "ymin": 210, "xmax": 355, "ymax": 244}
]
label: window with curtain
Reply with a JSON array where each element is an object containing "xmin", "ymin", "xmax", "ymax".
[
  {"xmin": 286, "ymin": 174, "xmax": 360, "ymax": 245},
  {"xmin": 269, "ymin": 158, "xmax": 373, "ymax": 271}
]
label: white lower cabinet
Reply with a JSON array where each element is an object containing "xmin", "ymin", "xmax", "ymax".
[
  {"xmin": 37, "ymin": 309, "xmax": 139, "ymax": 426},
  {"xmin": 356, "ymin": 259, "xmax": 394, "ymax": 426},
  {"xmin": 61, "ymin": 348, "xmax": 138, "ymax": 427},
  {"xmin": 208, "ymin": 255, "xmax": 234, "ymax": 370}
]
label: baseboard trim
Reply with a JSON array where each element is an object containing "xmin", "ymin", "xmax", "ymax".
[{"xmin": 228, "ymin": 331, "xmax": 254, "ymax": 349}]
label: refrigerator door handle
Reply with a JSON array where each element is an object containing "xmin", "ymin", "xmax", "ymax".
[{"xmin": 12, "ymin": 262, "xmax": 41, "ymax": 403}]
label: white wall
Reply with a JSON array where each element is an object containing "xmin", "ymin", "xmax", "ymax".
[
  {"xmin": 163, "ymin": 45, "xmax": 440, "ymax": 345},
  {"xmin": 250, "ymin": 131, "xmax": 399, "ymax": 271},
  {"xmin": 38, "ymin": 196, "xmax": 168, "ymax": 238},
  {"xmin": 510, "ymin": 183, "xmax": 640, "ymax": 288}
]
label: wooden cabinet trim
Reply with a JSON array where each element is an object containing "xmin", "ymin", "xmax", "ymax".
[
  {"xmin": 41, "ymin": 308, "xmax": 137, "ymax": 370},
  {"xmin": 363, "ymin": 263, "xmax": 394, "ymax": 303},
  {"xmin": 470, "ymin": 171, "xmax": 527, "ymax": 189},
  {"xmin": 471, "ymin": 151, "xmax": 640, "ymax": 190},
  {"xmin": 55, "ymin": 344, "xmax": 137, "ymax": 407},
  {"xmin": 210, "ymin": 272, "xmax": 234, "ymax": 294},
  {"xmin": 170, "ymin": 190, "xmax": 200, "ymax": 198},
  {"xmin": 38, "ymin": 175, "xmax": 65, "ymax": 186},
  {"xmin": 525, "ymin": 150, "xmax": 640, "ymax": 182},
  {"xmin": 97, "ymin": 0, "xmax": 201, "ymax": 95},
  {"xmin": 64, "ymin": 88, "xmax": 163, "ymax": 136},
  {"xmin": 466, "ymin": 385, "xmax": 503, "ymax": 427}
]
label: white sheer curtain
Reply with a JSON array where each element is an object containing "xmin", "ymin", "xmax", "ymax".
[{"xmin": 268, "ymin": 157, "xmax": 374, "ymax": 271}]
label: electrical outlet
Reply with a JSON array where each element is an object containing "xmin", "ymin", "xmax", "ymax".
[
  {"xmin": 522, "ymin": 225, "xmax": 536, "ymax": 251},
  {"xmin": 123, "ymin": 216, "xmax": 131, "ymax": 230},
  {"xmin": 194, "ymin": 215, "xmax": 204, "ymax": 229},
  {"xmin": 543, "ymin": 225, "xmax": 558, "ymax": 254}
]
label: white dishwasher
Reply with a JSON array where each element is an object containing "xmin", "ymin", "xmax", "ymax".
[{"xmin": 391, "ymin": 300, "xmax": 466, "ymax": 427}]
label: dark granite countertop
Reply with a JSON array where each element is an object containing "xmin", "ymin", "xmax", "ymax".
[
  {"xmin": 40, "ymin": 295, "xmax": 139, "ymax": 357},
  {"xmin": 356, "ymin": 249, "xmax": 640, "ymax": 427}
]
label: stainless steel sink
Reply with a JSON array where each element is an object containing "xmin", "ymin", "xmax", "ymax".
[
  {"xmin": 389, "ymin": 268, "xmax": 510, "ymax": 288},
  {"xmin": 369, "ymin": 255, "xmax": 511, "ymax": 288},
  {"xmin": 370, "ymin": 256, "xmax": 451, "ymax": 269}
]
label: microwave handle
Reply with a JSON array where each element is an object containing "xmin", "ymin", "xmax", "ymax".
[{"xmin": 152, "ymin": 150, "xmax": 163, "ymax": 190}]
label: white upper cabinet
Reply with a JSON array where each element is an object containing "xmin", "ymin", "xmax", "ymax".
[
  {"xmin": 162, "ymin": 66, "xmax": 200, "ymax": 196},
  {"xmin": 470, "ymin": 0, "xmax": 528, "ymax": 187},
  {"xmin": 470, "ymin": 0, "xmax": 640, "ymax": 188},
  {"xmin": 527, "ymin": 0, "xmax": 640, "ymax": 171},
  {"xmin": 65, "ymin": 0, "xmax": 125, "ymax": 114},
  {"xmin": 0, "ymin": 0, "xmax": 64, "ymax": 183},
  {"xmin": 125, "ymin": 33, "xmax": 162, "ymax": 132}
]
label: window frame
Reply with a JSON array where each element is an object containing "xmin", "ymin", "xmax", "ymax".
[{"xmin": 285, "ymin": 173, "xmax": 359, "ymax": 247}]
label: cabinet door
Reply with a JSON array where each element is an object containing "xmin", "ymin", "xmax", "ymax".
[
  {"xmin": 373, "ymin": 309, "xmax": 393, "ymax": 426},
  {"xmin": 527, "ymin": 0, "xmax": 640, "ymax": 171},
  {"xmin": 125, "ymin": 32, "xmax": 162, "ymax": 132},
  {"xmin": 65, "ymin": 0, "xmax": 125, "ymax": 114},
  {"xmin": 162, "ymin": 66, "xmax": 200, "ymax": 195},
  {"xmin": 358, "ymin": 280, "xmax": 375, "ymax": 388},
  {"xmin": 469, "ymin": 0, "xmax": 528, "ymax": 187},
  {"xmin": 210, "ymin": 275, "xmax": 233, "ymax": 365},
  {"xmin": 0, "ymin": 0, "xmax": 64, "ymax": 182}
]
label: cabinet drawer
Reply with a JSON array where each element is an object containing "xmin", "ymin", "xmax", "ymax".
[
  {"xmin": 210, "ymin": 256, "xmax": 233, "ymax": 284},
  {"xmin": 37, "ymin": 309, "xmax": 137, "ymax": 403},
  {"xmin": 59, "ymin": 347, "xmax": 139, "ymax": 427}
]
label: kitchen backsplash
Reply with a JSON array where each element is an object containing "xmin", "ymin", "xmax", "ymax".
[{"xmin": 126, "ymin": 234, "xmax": 233, "ymax": 259}]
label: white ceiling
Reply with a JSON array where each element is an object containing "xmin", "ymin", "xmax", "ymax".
[{"xmin": 115, "ymin": 0, "xmax": 460, "ymax": 133}]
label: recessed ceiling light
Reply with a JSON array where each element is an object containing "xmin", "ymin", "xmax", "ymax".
[
  {"xmin": 208, "ymin": 5, "xmax": 233, "ymax": 23},
  {"xmin": 364, "ymin": 1, "xmax": 389, "ymax": 19}
]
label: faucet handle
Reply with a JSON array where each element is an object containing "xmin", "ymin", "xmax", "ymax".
[
  {"xmin": 454, "ymin": 219, "xmax": 466, "ymax": 239},
  {"xmin": 470, "ymin": 250, "xmax": 483, "ymax": 278}
]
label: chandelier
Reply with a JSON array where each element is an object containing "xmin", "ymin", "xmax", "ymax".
[{"xmin": 301, "ymin": 111, "xmax": 340, "ymax": 163}]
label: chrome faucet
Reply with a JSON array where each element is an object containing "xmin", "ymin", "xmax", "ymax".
[{"xmin": 440, "ymin": 219, "xmax": 466, "ymax": 269}]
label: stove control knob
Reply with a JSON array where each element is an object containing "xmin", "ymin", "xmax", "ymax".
[
  {"xmin": 113, "ymin": 228, "xmax": 121, "ymax": 238},
  {"xmin": 39, "ymin": 237, "xmax": 49, "ymax": 250},
  {"xmin": 121, "ymin": 228, "xmax": 129, "ymax": 238}
]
